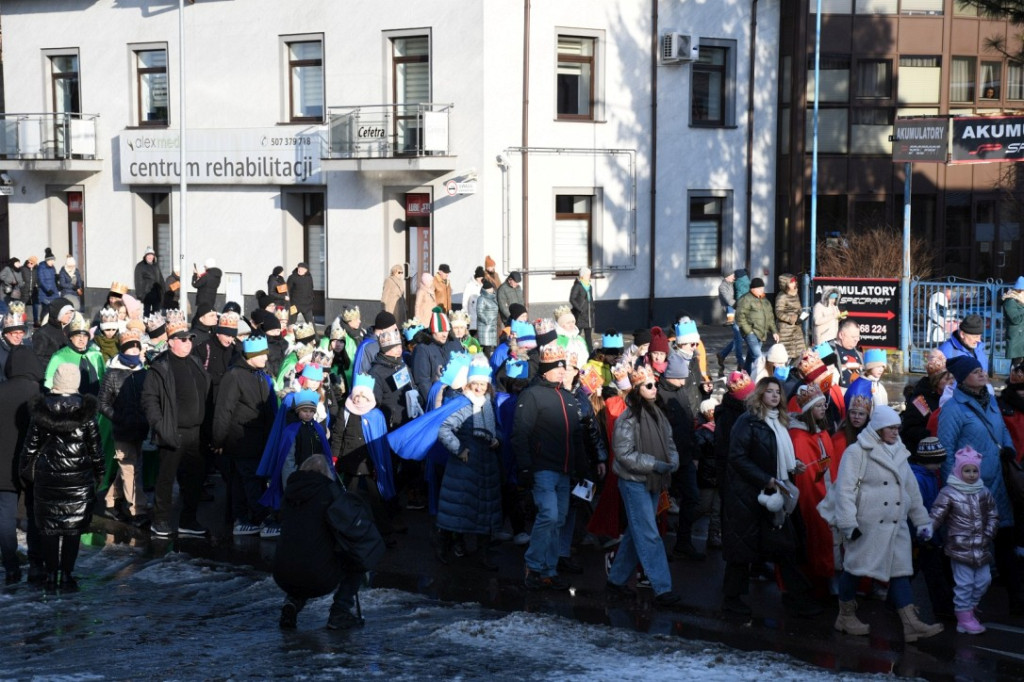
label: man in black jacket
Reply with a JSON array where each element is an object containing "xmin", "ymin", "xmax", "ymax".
[
  {"xmin": 141, "ymin": 312, "xmax": 211, "ymax": 537},
  {"xmin": 32, "ymin": 298, "xmax": 75, "ymax": 370},
  {"xmin": 0, "ymin": 346, "xmax": 44, "ymax": 584},
  {"xmin": 191, "ymin": 258, "xmax": 222, "ymax": 312},
  {"xmin": 287, "ymin": 262, "xmax": 315, "ymax": 324},
  {"xmin": 133, "ymin": 247, "xmax": 165, "ymax": 316},
  {"xmin": 512, "ymin": 343, "xmax": 587, "ymax": 591},
  {"xmin": 369, "ymin": 329, "xmax": 413, "ymax": 429},
  {"xmin": 568, "ymin": 267, "xmax": 595, "ymax": 350},
  {"xmin": 212, "ymin": 336, "xmax": 276, "ymax": 536}
]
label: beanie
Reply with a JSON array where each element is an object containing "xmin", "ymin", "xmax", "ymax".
[
  {"xmin": 912, "ymin": 437, "xmax": 946, "ymax": 465},
  {"xmin": 750, "ymin": 277, "xmax": 765, "ymax": 289},
  {"xmin": 508, "ymin": 303, "xmax": 527, "ymax": 322},
  {"xmin": 664, "ymin": 352, "xmax": 689, "ymax": 380},
  {"xmin": 959, "ymin": 314, "xmax": 984, "ymax": 335},
  {"xmin": 649, "ymin": 327, "xmax": 669, "ymax": 355},
  {"xmin": 633, "ymin": 328, "xmax": 653, "ymax": 348},
  {"xmin": 947, "ymin": 355, "xmax": 982, "ymax": 385},
  {"xmin": 429, "ymin": 309, "xmax": 451, "ymax": 334},
  {"xmin": 868, "ymin": 404, "xmax": 900, "ymax": 432},
  {"xmin": 953, "ymin": 446, "xmax": 983, "ymax": 480},
  {"xmin": 374, "ymin": 310, "xmax": 397, "ymax": 330},
  {"xmin": 481, "ymin": 279, "xmax": 494, "ymax": 291},
  {"xmin": 51, "ymin": 363, "xmax": 81, "ymax": 395}
]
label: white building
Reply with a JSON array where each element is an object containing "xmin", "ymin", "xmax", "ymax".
[{"xmin": 0, "ymin": 0, "xmax": 779, "ymax": 327}]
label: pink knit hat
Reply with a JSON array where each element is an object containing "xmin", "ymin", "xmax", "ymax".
[{"xmin": 953, "ymin": 446, "xmax": 982, "ymax": 480}]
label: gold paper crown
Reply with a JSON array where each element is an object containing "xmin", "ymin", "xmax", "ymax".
[
  {"xmin": 629, "ymin": 365, "xmax": 655, "ymax": 387},
  {"xmin": 450, "ymin": 309, "xmax": 471, "ymax": 327},
  {"xmin": 552, "ymin": 304, "xmax": 574, "ymax": 322},
  {"xmin": 847, "ymin": 393, "xmax": 873, "ymax": 412},
  {"xmin": 292, "ymin": 314, "xmax": 316, "ymax": 342},
  {"xmin": 311, "ymin": 347, "xmax": 334, "ymax": 367},
  {"xmin": 795, "ymin": 383, "xmax": 824, "ymax": 411},
  {"xmin": 533, "ymin": 317, "xmax": 556, "ymax": 335},
  {"xmin": 341, "ymin": 305, "xmax": 361, "ymax": 323},
  {"xmin": 727, "ymin": 370, "xmax": 754, "ymax": 397},
  {"xmin": 109, "ymin": 281, "xmax": 129, "ymax": 296},
  {"xmin": 118, "ymin": 327, "xmax": 142, "ymax": 346},
  {"xmin": 165, "ymin": 309, "xmax": 189, "ymax": 337},
  {"xmin": 67, "ymin": 312, "xmax": 90, "ymax": 335},
  {"xmin": 611, "ymin": 361, "xmax": 632, "ymax": 380},
  {"xmin": 7, "ymin": 301, "xmax": 25, "ymax": 317},
  {"xmin": 377, "ymin": 328, "xmax": 402, "ymax": 348},
  {"xmin": 329, "ymin": 317, "xmax": 345, "ymax": 340},
  {"xmin": 539, "ymin": 341, "xmax": 567, "ymax": 364},
  {"xmin": 797, "ymin": 349, "xmax": 827, "ymax": 382},
  {"xmin": 217, "ymin": 311, "xmax": 240, "ymax": 330}
]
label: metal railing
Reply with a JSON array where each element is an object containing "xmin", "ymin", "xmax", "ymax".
[
  {"xmin": 326, "ymin": 103, "xmax": 452, "ymax": 159},
  {"xmin": 0, "ymin": 113, "xmax": 99, "ymax": 160}
]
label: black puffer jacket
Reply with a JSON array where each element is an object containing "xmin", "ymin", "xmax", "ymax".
[
  {"xmin": 369, "ymin": 352, "xmax": 412, "ymax": 429},
  {"xmin": 0, "ymin": 347, "xmax": 43, "ymax": 492},
  {"xmin": 287, "ymin": 269, "xmax": 315, "ymax": 312},
  {"xmin": 274, "ymin": 469, "xmax": 345, "ymax": 599},
  {"xmin": 98, "ymin": 355, "xmax": 149, "ymax": 442},
  {"xmin": 713, "ymin": 392, "xmax": 747, "ymax": 489},
  {"xmin": 657, "ymin": 377, "xmax": 698, "ymax": 464},
  {"xmin": 721, "ymin": 411, "xmax": 781, "ymax": 564},
  {"xmin": 212, "ymin": 359, "xmax": 275, "ymax": 458},
  {"xmin": 20, "ymin": 394, "xmax": 103, "ymax": 535},
  {"xmin": 511, "ymin": 376, "xmax": 588, "ymax": 477},
  {"xmin": 192, "ymin": 267, "xmax": 222, "ymax": 311},
  {"xmin": 899, "ymin": 375, "xmax": 940, "ymax": 455},
  {"xmin": 141, "ymin": 352, "xmax": 210, "ymax": 449}
]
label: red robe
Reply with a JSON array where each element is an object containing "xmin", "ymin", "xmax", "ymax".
[
  {"xmin": 1003, "ymin": 412, "xmax": 1024, "ymax": 460},
  {"xmin": 587, "ymin": 396, "xmax": 628, "ymax": 538},
  {"xmin": 789, "ymin": 424, "xmax": 839, "ymax": 586}
]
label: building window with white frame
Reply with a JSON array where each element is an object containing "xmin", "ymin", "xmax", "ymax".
[
  {"xmin": 1008, "ymin": 62, "xmax": 1024, "ymax": 100},
  {"xmin": 898, "ymin": 56, "xmax": 941, "ymax": 104},
  {"xmin": 557, "ymin": 36, "xmax": 595, "ymax": 120},
  {"xmin": 287, "ymin": 39, "xmax": 324, "ymax": 122},
  {"xmin": 391, "ymin": 35, "xmax": 430, "ymax": 154},
  {"xmin": 136, "ymin": 49, "xmax": 168, "ymax": 126},
  {"xmin": 950, "ymin": 56, "xmax": 977, "ymax": 103},
  {"xmin": 554, "ymin": 194, "xmax": 592, "ymax": 272},
  {"xmin": 687, "ymin": 192, "xmax": 730, "ymax": 276}
]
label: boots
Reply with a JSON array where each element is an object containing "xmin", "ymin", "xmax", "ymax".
[
  {"xmin": 955, "ymin": 609, "xmax": 985, "ymax": 635},
  {"xmin": 834, "ymin": 599, "xmax": 870, "ymax": 635},
  {"xmin": 898, "ymin": 604, "xmax": 944, "ymax": 642}
]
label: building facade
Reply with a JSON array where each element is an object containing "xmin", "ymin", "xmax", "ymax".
[
  {"xmin": 777, "ymin": 0, "xmax": 1024, "ymax": 283},
  {"xmin": 0, "ymin": 0, "xmax": 779, "ymax": 327}
]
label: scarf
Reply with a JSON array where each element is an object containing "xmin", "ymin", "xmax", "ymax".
[
  {"xmin": 636, "ymin": 405, "xmax": 672, "ymax": 493},
  {"xmin": 467, "ymin": 392, "xmax": 487, "ymax": 411},
  {"xmin": 961, "ymin": 383, "xmax": 991, "ymax": 411},
  {"xmin": 579, "ymin": 278, "xmax": 590, "ymax": 291},
  {"xmin": 117, "ymin": 352, "xmax": 143, "ymax": 368},
  {"xmin": 765, "ymin": 408, "xmax": 796, "ymax": 482},
  {"xmin": 344, "ymin": 396, "xmax": 373, "ymax": 416},
  {"xmin": 946, "ymin": 473, "xmax": 984, "ymax": 495}
]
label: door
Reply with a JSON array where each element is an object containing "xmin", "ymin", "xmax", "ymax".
[
  {"xmin": 974, "ymin": 198, "xmax": 1021, "ymax": 282},
  {"xmin": 391, "ymin": 36, "xmax": 429, "ymax": 155},
  {"xmin": 302, "ymin": 193, "xmax": 325, "ymax": 319},
  {"xmin": 50, "ymin": 55, "xmax": 80, "ymax": 158},
  {"xmin": 405, "ymin": 192, "xmax": 431, "ymax": 302}
]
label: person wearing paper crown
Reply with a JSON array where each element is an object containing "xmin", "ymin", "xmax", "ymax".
[
  {"xmin": 273, "ymin": 313, "xmax": 317, "ymax": 392},
  {"xmin": 553, "ymin": 305, "xmax": 589, "ymax": 368},
  {"xmin": 367, "ymin": 327, "xmax": 415, "ymax": 430},
  {"xmin": 212, "ymin": 335, "xmax": 279, "ymax": 536},
  {"xmin": 791, "ymin": 346, "xmax": 846, "ymax": 434},
  {"xmin": 435, "ymin": 356, "xmax": 503, "ymax": 568},
  {"xmin": 0, "ymin": 303, "xmax": 30, "ymax": 383},
  {"xmin": 584, "ymin": 328, "xmax": 623, "ymax": 388},
  {"xmin": 605, "ymin": 364, "xmax": 683, "ymax": 605},
  {"xmin": 92, "ymin": 306, "xmax": 123, "ymax": 363},
  {"xmin": 45, "ymin": 312, "xmax": 105, "ymax": 396},
  {"xmin": 97, "ymin": 326, "xmax": 150, "ymax": 525},
  {"xmin": 833, "ymin": 378, "xmax": 873, "ymax": 456},
  {"xmin": 512, "ymin": 341, "xmax": 588, "ymax": 591},
  {"xmin": 411, "ymin": 307, "xmax": 451, "ymax": 403},
  {"xmin": 427, "ymin": 351, "xmax": 472, "ymax": 412},
  {"xmin": 330, "ymin": 373, "xmax": 396, "ymax": 542}
]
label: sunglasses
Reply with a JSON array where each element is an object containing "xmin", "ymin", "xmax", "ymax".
[{"xmin": 642, "ymin": 382, "xmax": 656, "ymax": 389}]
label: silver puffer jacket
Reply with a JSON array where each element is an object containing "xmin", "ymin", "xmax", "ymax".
[
  {"xmin": 929, "ymin": 484, "xmax": 999, "ymax": 567},
  {"xmin": 611, "ymin": 406, "xmax": 679, "ymax": 484}
]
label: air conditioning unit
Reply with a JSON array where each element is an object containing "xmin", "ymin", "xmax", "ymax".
[{"xmin": 662, "ymin": 33, "xmax": 697, "ymax": 65}]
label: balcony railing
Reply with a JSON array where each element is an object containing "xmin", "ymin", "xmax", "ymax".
[
  {"xmin": 0, "ymin": 113, "xmax": 99, "ymax": 160},
  {"xmin": 326, "ymin": 103, "xmax": 451, "ymax": 159}
]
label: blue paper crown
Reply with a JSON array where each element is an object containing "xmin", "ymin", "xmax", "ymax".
[
  {"xmin": 353, "ymin": 373, "xmax": 375, "ymax": 392},
  {"xmin": 601, "ymin": 332, "xmax": 624, "ymax": 349},
  {"xmin": 293, "ymin": 389, "xmax": 319, "ymax": 409},
  {"xmin": 301, "ymin": 363, "xmax": 324, "ymax": 380},
  {"xmin": 403, "ymin": 323, "xmax": 425, "ymax": 341},
  {"xmin": 505, "ymin": 358, "xmax": 528, "ymax": 379},
  {"xmin": 511, "ymin": 319, "xmax": 535, "ymax": 342},
  {"xmin": 439, "ymin": 352, "xmax": 472, "ymax": 386},
  {"xmin": 674, "ymin": 320, "xmax": 699, "ymax": 341},
  {"xmin": 242, "ymin": 335, "xmax": 268, "ymax": 354},
  {"xmin": 864, "ymin": 348, "xmax": 887, "ymax": 366},
  {"xmin": 468, "ymin": 362, "xmax": 492, "ymax": 382}
]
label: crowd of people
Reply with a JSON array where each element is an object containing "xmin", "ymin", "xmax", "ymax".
[{"xmin": 1, "ymin": 249, "xmax": 1023, "ymax": 636}]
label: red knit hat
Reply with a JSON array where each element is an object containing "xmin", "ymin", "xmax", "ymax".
[{"xmin": 649, "ymin": 326, "xmax": 669, "ymax": 355}]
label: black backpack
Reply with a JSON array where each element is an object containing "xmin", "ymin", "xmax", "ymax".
[{"xmin": 327, "ymin": 486, "xmax": 386, "ymax": 572}]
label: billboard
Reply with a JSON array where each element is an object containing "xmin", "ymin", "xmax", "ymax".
[
  {"xmin": 950, "ymin": 115, "xmax": 1024, "ymax": 164},
  {"xmin": 892, "ymin": 118, "xmax": 948, "ymax": 163},
  {"xmin": 813, "ymin": 278, "xmax": 900, "ymax": 349}
]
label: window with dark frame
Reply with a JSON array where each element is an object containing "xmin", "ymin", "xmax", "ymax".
[
  {"xmin": 692, "ymin": 46, "xmax": 727, "ymax": 125},
  {"xmin": 392, "ymin": 36, "xmax": 430, "ymax": 154},
  {"xmin": 137, "ymin": 49, "xmax": 168, "ymax": 126},
  {"xmin": 288, "ymin": 40, "xmax": 323, "ymax": 122},
  {"xmin": 554, "ymin": 194, "xmax": 592, "ymax": 272},
  {"xmin": 557, "ymin": 36, "xmax": 594, "ymax": 120},
  {"xmin": 51, "ymin": 55, "xmax": 80, "ymax": 114},
  {"xmin": 855, "ymin": 59, "xmax": 892, "ymax": 99},
  {"xmin": 687, "ymin": 195, "xmax": 724, "ymax": 275},
  {"xmin": 303, "ymin": 193, "xmax": 326, "ymax": 292},
  {"xmin": 150, "ymin": 192, "xmax": 172, "ymax": 278}
]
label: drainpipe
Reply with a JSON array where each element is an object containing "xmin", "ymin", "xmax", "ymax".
[
  {"xmin": 744, "ymin": 0, "xmax": 759, "ymax": 273},
  {"xmin": 648, "ymin": 0, "xmax": 658, "ymax": 325},
  {"xmin": 522, "ymin": 0, "xmax": 531, "ymax": 305}
]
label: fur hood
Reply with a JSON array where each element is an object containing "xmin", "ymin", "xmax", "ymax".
[{"xmin": 29, "ymin": 393, "xmax": 98, "ymax": 434}]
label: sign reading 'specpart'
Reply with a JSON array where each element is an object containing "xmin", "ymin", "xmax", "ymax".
[
  {"xmin": 951, "ymin": 115, "xmax": 1024, "ymax": 164},
  {"xmin": 118, "ymin": 128, "xmax": 324, "ymax": 185}
]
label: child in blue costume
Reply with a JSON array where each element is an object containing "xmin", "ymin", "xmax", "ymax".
[{"xmin": 258, "ymin": 389, "xmax": 333, "ymax": 515}]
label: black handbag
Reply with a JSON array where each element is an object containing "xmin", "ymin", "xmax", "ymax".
[{"xmin": 758, "ymin": 508, "xmax": 798, "ymax": 558}]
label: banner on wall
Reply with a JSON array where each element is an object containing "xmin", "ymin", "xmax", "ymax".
[{"xmin": 118, "ymin": 127, "xmax": 325, "ymax": 185}]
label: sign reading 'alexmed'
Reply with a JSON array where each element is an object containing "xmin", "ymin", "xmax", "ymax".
[
  {"xmin": 118, "ymin": 127, "xmax": 324, "ymax": 185},
  {"xmin": 813, "ymin": 277, "xmax": 901, "ymax": 349}
]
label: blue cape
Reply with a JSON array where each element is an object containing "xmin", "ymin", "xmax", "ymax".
[
  {"xmin": 351, "ymin": 336, "xmax": 377, "ymax": 378},
  {"xmin": 359, "ymin": 407, "xmax": 396, "ymax": 500},
  {"xmin": 495, "ymin": 391, "xmax": 519, "ymax": 481},
  {"xmin": 489, "ymin": 342, "xmax": 510, "ymax": 373},
  {"xmin": 258, "ymin": 418, "xmax": 332, "ymax": 510}
]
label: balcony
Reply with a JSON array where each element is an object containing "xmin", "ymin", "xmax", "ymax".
[
  {"xmin": 0, "ymin": 113, "xmax": 103, "ymax": 173},
  {"xmin": 322, "ymin": 103, "xmax": 457, "ymax": 174}
]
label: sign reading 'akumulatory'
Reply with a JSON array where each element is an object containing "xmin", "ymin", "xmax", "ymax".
[
  {"xmin": 951, "ymin": 115, "xmax": 1024, "ymax": 164},
  {"xmin": 118, "ymin": 127, "xmax": 324, "ymax": 185},
  {"xmin": 892, "ymin": 117, "xmax": 948, "ymax": 163}
]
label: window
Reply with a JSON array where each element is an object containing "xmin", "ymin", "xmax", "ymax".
[
  {"xmin": 692, "ymin": 47, "xmax": 727, "ymax": 125},
  {"xmin": 554, "ymin": 194, "xmax": 592, "ymax": 271},
  {"xmin": 807, "ymin": 56, "xmax": 850, "ymax": 102},
  {"xmin": 811, "ymin": 0, "xmax": 852, "ymax": 12},
  {"xmin": 303, "ymin": 193, "xmax": 326, "ymax": 318},
  {"xmin": 898, "ymin": 56, "xmax": 940, "ymax": 104},
  {"xmin": 855, "ymin": 0, "xmax": 897, "ymax": 13},
  {"xmin": 1009, "ymin": 63, "xmax": 1024, "ymax": 100},
  {"xmin": 981, "ymin": 61, "xmax": 1001, "ymax": 99},
  {"xmin": 851, "ymin": 108, "xmax": 893, "ymax": 154},
  {"xmin": 136, "ymin": 49, "xmax": 168, "ymax": 125},
  {"xmin": 855, "ymin": 59, "xmax": 892, "ymax": 99},
  {"xmin": 392, "ymin": 35, "xmax": 430, "ymax": 153},
  {"xmin": 149, "ymin": 192, "xmax": 172, "ymax": 278},
  {"xmin": 687, "ymin": 193, "xmax": 731, "ymax": 276},
  {"xmin": 806, "ymin": 108, "xmax": 849, "ymax": 153},
  {"xmin": 287, "ymin": 40, "xmax": 323, "ymax": 121},
  {"xmin": 901, "ymin": 0, "xmax": 943, "ymax": 14},
  {"xmin": 950, "ymin": 57, "xmax": 976, "ymax": 102},
  {"xmin": 691, "ymin": 39, "xmax": 737, "ymax": 127},
  {"xmin": 557, "ymin": 36, "xmax": 595, "ymax": 120},
  {"xmin": 954, "ymin": 0, "xmax": 999, "ymax": 16},
  {"xmin": 51, "ymin": 54, "xmax": 80, "ymax": 114}
]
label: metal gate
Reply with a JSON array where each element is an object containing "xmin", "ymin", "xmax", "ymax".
[{"xmin": 909, "ymin": 277, "xmax": 1011, "ymax": 376}]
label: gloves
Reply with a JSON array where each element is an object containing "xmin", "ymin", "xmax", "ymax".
[
  {"xmin": 917, "ymin": 525, "xmax": 933, "ymax": 542},
  {"xmin": 458, "ymin": 449, "xmax": 469, "ymax": 463},
  {"xmin": 651, "ymin": 460, "xmax": 673, "ymax": 474},
  {"xmin": 517, "ymin": 468, "xmax": 534, "ymax": 490},
  {"xmin": 840, "ymin": 527, "xmax": 861, "ymax": 542}
]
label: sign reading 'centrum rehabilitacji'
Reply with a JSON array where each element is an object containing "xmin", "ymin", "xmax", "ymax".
[{"xmin": 118, "ymin": 127, "xmax": 325, "ymax": 185}]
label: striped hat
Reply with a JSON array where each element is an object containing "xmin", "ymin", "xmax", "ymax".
[
  {"xmin": 429, "ymin": 307, "xmax": 450, "ymax": 334},
  {"xmin": 912, "ymin": 437, "xmax": 946, "ymax": 465},
  {"xmin": 511, "ymin": 319, "xmax": 536, "ymax": 349}
]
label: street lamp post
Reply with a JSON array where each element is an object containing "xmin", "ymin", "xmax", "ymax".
[{"xmin": 178, "ymin": 0, "xmax": 189, "ymax": 317}]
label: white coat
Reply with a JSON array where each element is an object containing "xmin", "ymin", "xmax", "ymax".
[{"xmin": 833, "ymin": 427, "xmax": 930, "ymax": 581}]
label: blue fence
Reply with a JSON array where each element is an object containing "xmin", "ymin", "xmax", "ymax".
[{"xmin": 908, "ymin": 278, "xmax": 1013, "ymax": 376}]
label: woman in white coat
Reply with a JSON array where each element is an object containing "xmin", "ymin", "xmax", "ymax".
[{"xmin": 831, "ymin": 405, "xmax": 943, "ymax": 641}]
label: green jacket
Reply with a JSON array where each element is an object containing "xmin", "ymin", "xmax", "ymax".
[
  {"xmin": 736, "ymin": 292, "xmax": 777, "ymax": 341},
  {"xmin": 1004, "ymin": 295, "xmax": 1024, "ymax": 360},
  {"xmin": 45, "ymin": 344, "xmax": 106, "ymax": 395}
]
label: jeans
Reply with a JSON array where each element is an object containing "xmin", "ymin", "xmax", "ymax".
[
  {"xmin": 525, "ymin": 470, "xmax": 570, "ymax": 577},
  {"xmin": 559, "ymin": 505, "xmax": 577, "ymax": 558},
  {"xmin": 952, "ymin": 561, "xmax": 992, "ymax": 611},
  {"xmin": 0, "ymin": 492, "xmax": 18, "ymax": 574},
  {"xmin": 154, "ymin": 426, "xmax": 204, "ymax": 527},
  {"xmin": 228, "ymin": 456, "xmax": 267, "ymax": 526},
  {"xmin": 744, "ymin": 333, "xmax": 764, "ymax": 374},
  {"xmin": 719, "ymin": 319, "xmax": 745, "ymax": 367},
  {"xmin": 608, "ymin": 479, "xmax": 673, "ymax": 595},
  {"xmin": 838, "ymin": 571, "xmax": 914, "ymax": 608}
]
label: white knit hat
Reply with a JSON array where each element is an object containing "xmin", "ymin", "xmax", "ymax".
[
  {"xmin": 868, "ymin": 404, "xmax": 900, "ymax": 431},
  {"xmin": 51, "ymin": 363, "xmax": 81, "ymax": 395}
]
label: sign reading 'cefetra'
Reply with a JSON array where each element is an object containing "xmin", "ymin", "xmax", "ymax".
[
  {"xmin": 118, "ymin": 127, "xmax": 325, "ymax": 185},
  {"xmin": 892, "ymin": 118, "xmax": 948, "ymax": 163},
  {"xmin": 951, "ymin": 115, "xmax": 1024, "ymax": 164}
]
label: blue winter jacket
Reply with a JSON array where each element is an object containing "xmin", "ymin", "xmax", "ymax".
[
  {"xmin": 937, "ymin": 332, "xmax": 989, "ymax": 375},
  {"xmin": 37, "ymin": 262, "xmax": 58, "ymax": 304},
  {"xmin": 937, "ymin": 387, "xmax": 1014, "ymax": 528}
]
